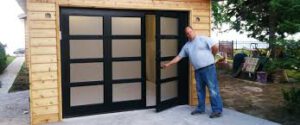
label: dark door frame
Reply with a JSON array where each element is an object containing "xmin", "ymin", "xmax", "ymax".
[
  {"xmin": 155, "ymin": 11, "xmax": 189, "ymax": 112},
  {"xmin": 60, "ymin": 7, "xmax": 189, "ymax": 118}
]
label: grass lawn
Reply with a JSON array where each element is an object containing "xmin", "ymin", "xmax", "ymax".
[
  {"xmin": 0, "ymin": 55, "xmax": 16, "ymax": 74},
  {"xmin": 286, "ymin": 70, "xmax": 300, "ymax": 82},
  {"xmin": 9, "ymin": 63, "xmax": 29, "ymax": 92},
  {"xmin": 6, "ymin": 55, "xmax": 16, "ymax": 65},
  {"xmin": 234, "ymin": 49, "xmax": 251, "ymax": 56}
]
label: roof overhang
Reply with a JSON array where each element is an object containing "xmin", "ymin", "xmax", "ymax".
[
  {"xmin": 16, "ymin": 0, "xmax": 26, "ymax": 13},
  {"xmin": 16, "ymin": 0, "xmax": 27, "ymax": 19}
]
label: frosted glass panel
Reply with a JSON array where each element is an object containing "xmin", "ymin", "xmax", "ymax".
[
  {"xmin": 161, "ymin": 39, "xmax": 178, "ymax": 57},
  {"xmin": 71, "ymin": 85, "xmax": 103, "ymax": 106},
  {"xmin": 113, "ymin": 61, "xmax": 141, "ymax": 79},
  {"xmin": 161, "ymin": 81, "xmax": 178, "ymax": 101},
  {"xmin": 69, "ymin": 16, "xmax": 103, "ymax": 35},
  {"xmin": 112, "ymin": 17, "xmax": 141, "ymax": 35},
  {"xmin": 161, "ymin": 61, "xmax": 177, "ymax": 79},
  {"xmin": 112, "ymin": 39, "xmax": 141, "ymax": 57},
  {"xmin": 70, "ymin": 40, "xmax": 103, "ymax": 59},
  {"xmin": 70, "ymin": 63, "xmax": 103, "ymax": 83},
  {"xmin": 113, "ymin": 82, "xmax": 141, "ymax": 102},
  {"xmin": 160, "ymin": 17, "xmax": 178, "ymax": 35}
]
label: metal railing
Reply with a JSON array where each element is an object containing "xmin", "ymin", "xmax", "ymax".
[{"xmin": 219, "ymin": 40, "xmax": 269, "ymax": 59}]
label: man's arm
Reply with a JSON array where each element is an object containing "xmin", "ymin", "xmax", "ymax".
[
  {"xmin": 161, "ymin": 56, "xmax": 182, "ymax": 69},
  {"xmin": 205, "ymin": 36, "xmax": 218, "ymax": 56},
  {"xmin": 211, "ymin": 44, "xmax": 219, "ymax": 56}
]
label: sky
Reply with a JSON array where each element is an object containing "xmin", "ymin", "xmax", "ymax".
[
  {"xmin": 0, "ymin": 0, "xmax": 299, "ymax": 55},
  {"xmin": 211, "ymin": 24, "xmax": 269, "ymax": 49},
  {"xmin": 0, "ymin": 0, "xmax": 260, "ymax": 56},
  {"xmin": 0, "ymin": 0, "xmax": 25, "ymax": 55}
]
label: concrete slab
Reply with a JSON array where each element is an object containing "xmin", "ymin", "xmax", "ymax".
[
  {"xmin": 0, "ymin": 57, "xmax": 29, "ymax": 125},
  {"xmin": 0, "ymin": 91, "xmax": 29, "ymax": 125},
  {"xmin": 0, "ymin": 57, "xmax": 25, "ymax": 94},
  {"xmin": 48, "ymin": 105, "xmax": 280, "ymax": 125}
]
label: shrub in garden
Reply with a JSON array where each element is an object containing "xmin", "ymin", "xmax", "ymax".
[
  {"xmin": 0, "ymin": 42, "xmax": 7, "ymax": 73},
  {"xmin": 282, "ymin": 87, "xmax": 300, "ymax": 114},
  {"xmin": 263, "ymin": 40, "xmax": 300, "ymax": 82}
]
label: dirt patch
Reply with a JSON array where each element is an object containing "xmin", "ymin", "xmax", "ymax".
[
  {"xmin": 218, "ymin": 72, "xmax": 300, "ymax": 125},
  {"xmin": 9, "ymin": 63, "xmax": 29, "ymax": 93}
]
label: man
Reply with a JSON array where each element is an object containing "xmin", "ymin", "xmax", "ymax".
[{"xmin": 161, "ymin": 26, "xmax": 223, "ymax": 118}]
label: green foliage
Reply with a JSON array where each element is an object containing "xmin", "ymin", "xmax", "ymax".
[
  {"xmin": 286, "ymin": 70, "xmax": 300, "ymax": 81},
  {"xmin": 212, "ymin": 1, "xmax": 230, "ymax": 30},
  {"xmin": 263, "ymin": 58, "xmax": 283, "ymax": 73},
  {"xmin": 263, "ymin": 39, "xmax": 300, "ymax": 72},
  {"xmin": 0, "ymin": 42, "xmax": 7, "ymax": 73},
  {"xmin": 212, "ymin": 0, "xmax": 300, "ymax": 42},
  {"xmin": 233, "ymin": 48, "xmax": 250, "ymax": 56},
  {"xmin": 282, "ymin": 87, "xmax": 300, "ymax": 114}
]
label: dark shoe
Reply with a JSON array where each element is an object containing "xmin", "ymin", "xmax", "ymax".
[
  {"xmin": 209, "ymin": 112, "xmax": 222, "ymax": 118},
  {"xmin": 191, "ymin": 110, "xmax": 205, "ymax": 115}
]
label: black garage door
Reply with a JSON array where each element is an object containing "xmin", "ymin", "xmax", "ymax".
[{"xmin": 60, "ymin": 8, "xmax": 189, "ymax": 118}]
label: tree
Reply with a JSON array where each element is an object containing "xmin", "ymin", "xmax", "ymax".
[
  {"xmin": 212, "ymin": 0, "xmax": 300, "ymax": 48},
  {"xmin": 212, "ymin": 0, "xmax": 300, "ymax": 82}
]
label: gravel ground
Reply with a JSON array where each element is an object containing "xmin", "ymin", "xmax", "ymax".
[{"xmin": 0, "ymin": 90, "xmax": 29, "ymax": 125}]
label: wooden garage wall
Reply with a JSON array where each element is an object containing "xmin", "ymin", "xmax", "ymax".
[
  {"xmin": 25, "ymin": 18, "xmax": 30, "ymax": 68},
  {"xmin": 27, "ymin": 0, "xmax": 211, "ymax": 124},
  {"xmin": 27, "ymin": 1, "xmax": 60, "ymax": 125}
]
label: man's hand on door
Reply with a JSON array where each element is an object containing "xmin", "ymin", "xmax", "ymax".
[{"xmin": 161, "ymin": 63, "xmax": 170, "ymax": 69}]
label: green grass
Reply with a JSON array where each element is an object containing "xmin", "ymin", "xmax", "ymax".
[
  {"xmin": 227, "ymin": 59, "xmax": 233, "ymax": 63},
  {"xmin": 286, "ymin": 70, "xmax": 300, "ymax": 81},
  {"xmin": 0, "ymin": 55, "xmax": 16, "ymax": 74},
  {"xmin": 6, "ymin": 55, "xmax": 15, "ymax": 65},
  {"xmin": 234, "ymin": 49, "xmax": 251, "ymax": 56}
]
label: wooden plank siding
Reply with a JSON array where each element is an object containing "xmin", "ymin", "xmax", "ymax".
[
  {"xmin": 27, "ymin": 2, "xmax": 60, "ymax": 125},
  {"xmin": 25, "ymin": 18, "xmax": 30, "ymax": 68},
  {"xmin": 27, "ymin": 0, "xmax": 212, "ymax": 124}
]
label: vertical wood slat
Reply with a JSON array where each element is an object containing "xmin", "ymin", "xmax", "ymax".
[{"xmin": 55, "ymin": 3, "xmax": 63, "ymax": 120}]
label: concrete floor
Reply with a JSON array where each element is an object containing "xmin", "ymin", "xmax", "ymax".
[
  {"xmin": 47, "ymin": 105, "xmax": 280, "ymax": 125},
  {"xmin": 0, "ymin": 57, "xmax": 29, "ymax": 125},
  {"xmin": 0, "ymin": 57, "xmax": 24, "ymax": 94},
  {"xmin": 0, "ymin": 91, "xmax": 29, "ymax": 125}
]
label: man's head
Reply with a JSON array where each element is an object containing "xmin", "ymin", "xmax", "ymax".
[{"xmin": 185, "ymin": 26, "xmax": 196, "ymax": 41}]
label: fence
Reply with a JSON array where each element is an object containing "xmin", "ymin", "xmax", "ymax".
[
  {"xmin": 232, "ymin": 41, "xmax": 269, "ymax": 50},
  {"xmin": 219, "ymin": 41, "xmax": 234, "ymax": 59},
  {"xmin": 219, "ymin": 40, "xmax": 269, "ymax": 59}
]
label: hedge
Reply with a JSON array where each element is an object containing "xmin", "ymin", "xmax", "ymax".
[{"xmin": 0, "ymin": 42, "xmax": 7, "ymax": 73}]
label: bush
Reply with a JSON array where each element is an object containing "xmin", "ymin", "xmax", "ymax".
[
  {"xmin": 282, "ymin": 87, "xmax": 300, "ymax": 114},
  {"xmin": 262, "ymin": 40, "xmax": 300, "ymax": 82},
  {"xmin": 271, "ymin": 39, "xmax": 300, "ymax": 71},
  {"xmin": 0, "ymin": 42, "xmax": 7, "ymax": 73}
]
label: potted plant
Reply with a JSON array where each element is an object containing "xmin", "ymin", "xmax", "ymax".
[{"xmin": 264, "ymin": 58, "xmax": 298, "ymax": 83}]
